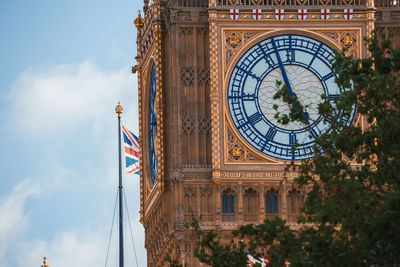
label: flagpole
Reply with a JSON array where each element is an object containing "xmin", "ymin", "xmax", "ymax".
[{"xmin": 115, "ymin": 101, "xmax": 124, "ymax": 267}]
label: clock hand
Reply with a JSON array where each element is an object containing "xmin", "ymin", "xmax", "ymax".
[
  {"xmin": 271, "ymin": 37, "xmax": 295, "ymax": 97},
  {"xmin": 271, "ymin": 37, "xmax": 309, "ymax": 122}
]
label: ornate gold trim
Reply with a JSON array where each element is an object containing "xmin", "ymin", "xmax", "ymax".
[{"xmin": 220, "ymin": 28, "xmax": 363, "ymax": 165}]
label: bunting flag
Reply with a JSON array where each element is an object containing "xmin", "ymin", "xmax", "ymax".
[
  {"xmin": 230, "ymin": 9, "xmax": 239, "ymax": 20},
  {"xmin": 275, "ymin": 9, "xmax": 284, "ymax": 20},
  {"xmin": 321, "ymin": 9, "xmax": 330, "ymax": 20},
  {"xmin": 122, "ymin": 125, "xmax": 140, "ymax": 175},
  {"xmin": 246, "ymin": 252, "xmax": 268, "ymax": 266},
  {"xmin": 344, "ymin": 9, "xmax": 353, "ymax": 20},
  {"xmin": 253, "ymin": 9, "xmax": 262, "ymax": 20},
  {"xmin": 298, "ymin": 9, "xmax": 307, "ymax": 20}
]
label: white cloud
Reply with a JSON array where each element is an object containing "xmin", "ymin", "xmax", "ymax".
[
  {"xmin": 0, "ymin": 178, "xmax": 40, "ymax": 265},
  {"xmin": 1, "ymin": 60, "xmax": 145, "ymax": 267},
  {"xmin": 15, "ymin": 220, "xmax": 146, "ymax": 267},
  {"xmin": 8, "ymin": 60, "xmax": 137, "ymax": 137},
  {"xmin": 0, "ymin": 174, "xmax": 146, "ymax": 267},
  {"xmin": 17, "ymin": 230, "xmax": 106, "ymax": 267}
]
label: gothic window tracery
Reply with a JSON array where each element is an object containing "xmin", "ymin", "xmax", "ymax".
[
  {"xmin": 243, "ymin": 188, "xmax": 259, "ymax": 222},
  {"xmin": 200, "ymin": 187, "xmax": 214, "ymax": 222},
  {"xmin": 184, "ymin": 187, "xmax": 197, "ymax": 221},
  {"xmin": 222, "ymin": 188, "xmax": 236, "ymax": 222},
  {"xmin": 287, "ymin": 188, "xmax": 304, "ymax": 222},
  {"xmin": 265, "ymin": 189, "xmax": 279, "ymax": 217}
]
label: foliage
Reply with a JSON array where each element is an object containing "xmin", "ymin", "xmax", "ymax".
[{"xmin": 177, "ymin": 33, "xmax": 400, "ymax": 266}]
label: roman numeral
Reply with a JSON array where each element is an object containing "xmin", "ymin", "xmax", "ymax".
[
  {"xmin": 289, "ymin": 133, "xmax": 297, "ymax": 145},
  {"xmin": 285, "ymin": 49, "xmax": 295, "ymax": 63},
  {"xmin": 248, "ymin": 112, "xmax": 262, "ymax": 125},
  {"xmin": 243, "ymin": 94, "xmax": 256, "ymax": 101},
  {"xmin": 324, "ymin": 114, "xmax": 335, "ymax": 124},
  {"xmin": 328, "ymin": 94, "xmax": 340, "ymax": 101},
  {"xmin": 308, "ymin": 43, "xmax": 323, "ymax": 67},
  {"xmin": 323, "ymin": 72, "xmax": 334, "ymax": 81},
  {"xmin": 265, "ymin": 127, "xmax": 277, "ymax": 140},
  {"xmin": 258, "ymin": 43, "xmax": 275, "ymax": 67},
  {"xmin": 310, "ymin": 128, "xmax": 320, "ymax": 138}
]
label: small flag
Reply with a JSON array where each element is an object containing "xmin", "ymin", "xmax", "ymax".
[
  {"xmin": 298, "ymin": 9, "xmax": 307, "ymax": 20},
  {"xmin": 344, "ymin": 9, "xmax": 353, "ymax": 20},
  {"xmin": 122, "ymin": 125, "xmax": 140, "ymax": 175},
  {"xmin": 321, "ymin": 9, "xmax": 330, "ymax": 20},
  {"xmin": 275, "ymin": 9, "xmax": 284, "ymax": 20},
  {"xmin": 230, "ymin": 9, "xmax": 239, "ymax": 20},
  {"xmin": 252, "ymin": 9, "xmax": 262, "ymax": 20},
  {"xmin": 246, "ymin": 252, "xmax": 267, "ymax": 266}
]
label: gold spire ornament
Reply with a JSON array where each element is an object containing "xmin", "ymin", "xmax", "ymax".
[
  {"xmin": 41, "ymin": 257, "xmax": 49, "ymax": 267},
  {"xmin": 115, "ymin": 101, "xmax": 123, "ymax": 117},
  {"xmin": 134, "ymin": 10, "xmax": 144, "ymax": 31}
]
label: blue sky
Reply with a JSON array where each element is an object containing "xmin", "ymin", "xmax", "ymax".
[{"xmin": 0, "ymin": 1, "xmax": 145, "ymax": 266}]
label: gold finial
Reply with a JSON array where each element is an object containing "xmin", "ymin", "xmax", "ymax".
[
  {"xmin": 134, "ymin": 10, "xmax": 144, "ymax": 31},
  {"xmin": 41, "ymin": 257, "xmax": 49, "ymax": 267},
  {"xmin": 115, "ymin": 101, "xmax": 123, "ymax": 117}
]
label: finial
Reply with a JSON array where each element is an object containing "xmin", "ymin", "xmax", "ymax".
[
  {"xmin": 115, "ymin": 101, "xmax": 123, "ymax": 117},
  {"xmin": 41, "ymin": 257, "xmax": 49, "ymax": 267},
  {"xmin": 134, "ymin": 10, "xmax": 144, "ymax": 31}
]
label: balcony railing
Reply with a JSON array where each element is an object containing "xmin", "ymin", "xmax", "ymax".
[
  {"xmin": 179, "ymin": 0, "xmax": 208, "ymax": 7},
  {"xmin": 265, "ymin": 214, "xmax": 279, "ymax": 220},
  {"xmin": 222, "ymin": 213, "xmax": 236, "ymax": 222},
  {"xmin": 375, "ymin": 0, "xmax": 399, "ymax": 7},
  {"xmin": 217, "ymin": 0, "xmax": 367, "ymax": 7},
  {"xmin": 288, "ymin": 213, "xmax": 300, "ymax": 222},
  {"xmin": 243, "ymin": 214, "xmax": 258, "ymax": 222},
  {"xmin": 200, "ymin": 213, "xmax": 215, "ymax": 221}
]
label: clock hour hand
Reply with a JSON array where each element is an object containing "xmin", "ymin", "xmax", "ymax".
[{"xmin": 271, "ymin": 37, "xmax": 309, "ymax": 122}]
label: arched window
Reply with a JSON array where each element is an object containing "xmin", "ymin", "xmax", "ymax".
[
  {"xmin": 222, "ymin": 188, "xmax": 236, "ymax": 222},
  {"xmin": 287, "ymin": 188, "xmax": 304, "ymax": 222},
  {"xmin": 243, "ymin": 188, "xmax": 258, "ymax": 222},
  {"xmin": 265, "ymin": 189, "xmax": 279, "ymax": 215},
  {"xmin": 200, "ymin": 190, "xmax": 215, "ymax": 222}
]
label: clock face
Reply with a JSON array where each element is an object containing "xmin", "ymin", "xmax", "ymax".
[
  {"xmin": 148, "ymin": 64, "xmax": 157, "ymax": 183},
  {"xmin": 227, "ymin": 34, "xmax": 353, "ymax": 161}
]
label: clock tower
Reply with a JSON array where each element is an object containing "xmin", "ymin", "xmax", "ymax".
[{"xmin": 134, "ymin": 0, "xmax": 400, "ymax": 266}]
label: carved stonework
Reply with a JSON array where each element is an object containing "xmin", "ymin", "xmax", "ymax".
[
  {"xmin": 218, "ymin": 0, "xmax": 363, "ymax": 6},
  {"xmin": 198, "ymin": 67, "xmax": 210, "ymax": 86},
  {"xmin": 226, "ymin": 125, "xmax": 268, "ymax": 162},
  {"xmin": 181, "ymin": 67, "xmax": 195, "ymax": 86},
  {"xmin": 181, "ymin": 66, "xmax": 210, "ymax": 87},
  {"xmin": 182, "ymin": 116, "xmax": 211, "ymax": 135},
  {"xmin": 317, "ymin": 30, "xmax": 360, "ymax": 58},
  {"xmin": 225, "ymin": 31, "xmax": 260, "ymax": 68}
]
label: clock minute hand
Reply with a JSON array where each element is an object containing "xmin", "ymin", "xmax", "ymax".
[
  {"xmin": 271, "ymin": 38, "xmax": 309, "ymax": 122},
  {"xmin": 271, "ymin": 38, "xmax": 296, "ymax": 97}
]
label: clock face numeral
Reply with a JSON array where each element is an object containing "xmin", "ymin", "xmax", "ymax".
[
  {"xmin": 265, "ymin": 127, "xmax": 277, "ymax": 142},
  {"xmin": 248, "ymin": 112, "xmax": 263, "ymax": 125},
  {"xmin": 323, "ymin": 72, "xmax": 335, "ymax": 81},
  {"xmin": 227, "ymin": 34, "xmax": 355, "ymax": 160},
  {"xmin": 310, "ymin": 128, "xmax": 320, "ymax": 139},
  {"xmin": 148, "ymin": 64, "xmax": 158, "ymax": 183},
  {"xmin": 289, "ymin": 133, "xmax": 297, "ymax": 145},
  {"xmin": 328, "ymin": 94, "xmax": 340, "ymax": 101}
]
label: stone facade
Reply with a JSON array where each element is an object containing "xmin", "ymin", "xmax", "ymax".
[{"xmin": 135, "ymin": 0, "xmax": 400, "ymax": 266}]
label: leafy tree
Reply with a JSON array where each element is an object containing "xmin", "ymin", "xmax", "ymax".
[{"xmin": 172, "ymin": 33, "xmax": 400, "ymax": 266}]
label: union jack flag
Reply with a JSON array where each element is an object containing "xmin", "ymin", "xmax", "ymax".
[{"xmin": 122, "ymin": 125, "xmax": 140, "ymax": 175}]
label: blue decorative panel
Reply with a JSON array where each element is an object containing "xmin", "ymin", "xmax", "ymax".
[
  {"xmin": 272, "ymin": 195, "xmax": 278, "ymax": 214},
  {"xmin": 266, "ymin": 195, "xmax": 271, "ymax": 214},
  {"xmin": 227, "ymin": 34, "xmax": 355, "ymax": 160},
  {"xmin": 222, "ymin": 194, "xmax": 228, "ymax": 213},
  {"xmin": 148, "ymin": 64, "xmax": 158, "ymax": 184},
  {"xmin": 229, "ymin": 195, "xmax": 235, "ymax": 213}
]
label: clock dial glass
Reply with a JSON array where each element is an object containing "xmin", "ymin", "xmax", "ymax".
[
  {"xmin": 148, "ymin": 64, "xmax": 157, "ymax": 183},
  {"xmin": 227, "ymin": 34, "xmax": 354, "ymax": 160}
]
